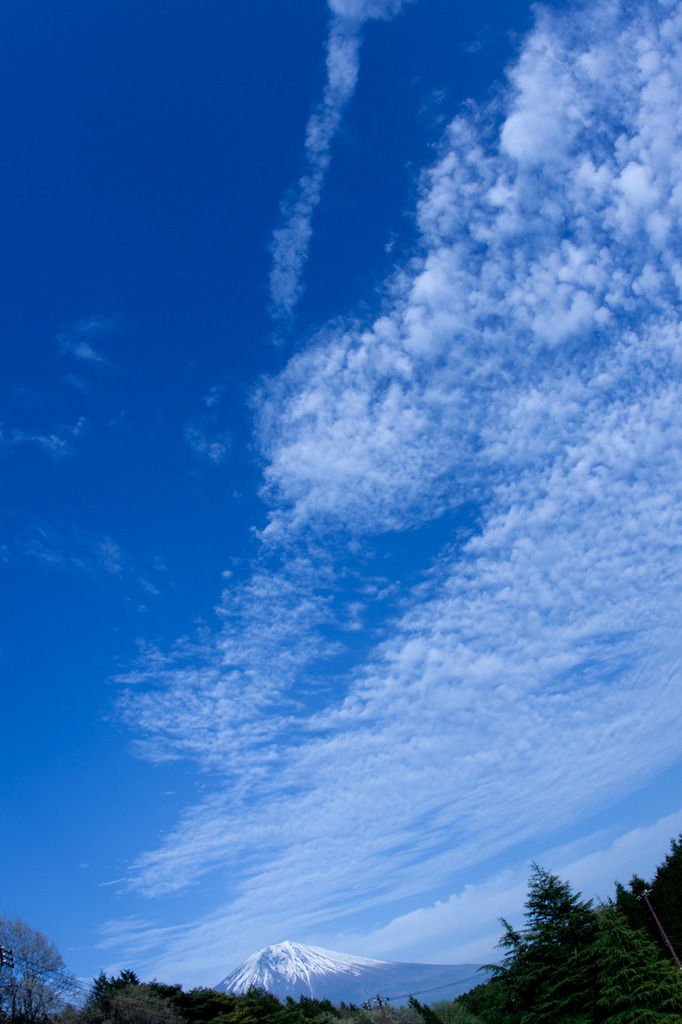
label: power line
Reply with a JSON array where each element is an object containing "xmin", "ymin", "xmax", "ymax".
[
  {"xmin": 2, "ymin": 949, "xmax": 86, "ymax": 993},
  {"xmin": 362, "ymin": 994, "xmax": 395, "ymax": 1024},
  {"xmin": 361, "ymin": 969, "xmax": 486, "ymax": 1009},
  {"xmin": 385, "ymin": 970, "xmax": 487, "ymax": 1001}
]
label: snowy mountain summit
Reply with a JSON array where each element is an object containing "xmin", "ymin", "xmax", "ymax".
[
  {"xmin": 214, "ymin": 941, "xmax": 486, "ymax": 1005},
  {"xmin": 216, "ymin": 942, "xmax": 387, "ymax": 999}
]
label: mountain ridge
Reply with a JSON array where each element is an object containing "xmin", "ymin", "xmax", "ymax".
[{"xmin": 214, "ymin": 941, "xmax": 486, "ymax": 1005}]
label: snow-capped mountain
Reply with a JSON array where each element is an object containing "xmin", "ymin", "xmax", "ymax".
[{"xmin": 214, "ymin": 941, "xmax": 486, "ymax": 1005}]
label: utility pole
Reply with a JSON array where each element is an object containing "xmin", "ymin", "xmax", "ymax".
[
  {"xmin": 373, "ymin": 994, "xmax": 396, "ymax": 1024},
  {"xmin": 640, "ymin": 890, "xmax": 682, "ymax": 970},
  {"xmin": 0, "ymin": 947, "xmax": 14, "ymax": 970}
]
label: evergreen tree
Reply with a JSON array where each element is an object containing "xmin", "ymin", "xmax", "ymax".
[
  {"xmin": 167, "ymin": 988, "xmax": 237, "ymax": 1024},
  {"xmin": 80, "ymin": 975, "xmax": 182, "ymax": 1024},
  {"xmin": 649, "ymin": 834, "xmax": 682, "ymax": 963},
  {"xmin": 613, "ymin": 876, "xmax": 650, "ymax": 939},
  {"xmin": 448, "ymin": 977, "xmax": 507, "ymax": 1024},
  {"xmin": 101, "ymin": 986, "xmax": 182, "ymax": 1024},
  {"xmin": 222, "ymin": 987, "xmax": 283, "ymax": 1024},
  {"xmin": 615, "ymin": 833, "xmax": 682, "ymax": 966},
  {"xmin": 495, "ymin": 865, "xmax": 597, "ymax": 1023},
  {"xmin": 90, "ymin": 972, "xmax": 140, "ymax": 1013},
  {"xmin": 451, "ymin": 837, "xmax": 682, "ymax": 1024},
  {"xmin": 593, "ymin": 906, "xmax": 682, "ymax": 1023},
  {"xmin": 407, "ymin": 996, "xmax": 441, "ymax": 1024}
]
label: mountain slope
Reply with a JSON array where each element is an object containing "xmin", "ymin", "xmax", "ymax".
[{"xmin": 214, "ymin": 941, "xmax": 485, "ymax": 1005}]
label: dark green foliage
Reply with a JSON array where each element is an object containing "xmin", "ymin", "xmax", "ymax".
[
  {"xmin": 219, "ymin": 987, "xmax": 283, "ymax": 1024},
  {"xmin": 98, "ymin": 987, "xmax": 181, "ymax": 1024},
  {"xmin": 449, "ymin": 845, "xmax": 682, "ymax": 1024},
  {"xmin": 615, "ymin": 833, "xmax": 682, "ymax": 966},
  {"xmin": 407, "ymin": 996, "xmax": 442, "ymax": 1024},
  {"xmin": 146, "ymin": 985, "xmax": 184, "ymax": 1007},
  {"xmin": 90, "ymin": 972, "xmax": 140, "ymax": 1012},
  {"xmin": 148, "ymin": 987, "xmax": 237, "ymax": 1024},
  {"xmin": 80, "ymin": 975, "xmax": 182, "ymax": 1024},
  {"xmin": 651, "ymin": 834, "xmax": 682, "ymax": 959},
  {"xmin": 77, "ymin": 982, "xmax": 341, "ymax": 1024},
  {"xmin": 276, "ymin": 994, "xmax": 339, "ymax": 1024},
  {"xmin": 430, "ymin": 995, "xmax": 484, "ymax": 1023},
  {"xmin": 592, "ymin": 906, "xmax": 682, "ymax": 1022},
  {"xmin": 447, "ymin": 978, "xmax": 505, "ymax": 1024},
  {"xmin": 12, "ymin": 835, "xmax": 682, "ymax": 1024},
  {"xmin": 613, "ymin": 875, "xmax": 650, "ymax": 937},
  {"xmin": 180, "ymin": 988, "xmax": 338, "ymax": 1024},
  {"xmin": 493, "ymin": 865, "xmax": 597, "ymax": 1024},
  {"xmin": 336, "ymin": 1004, "xmax": 371, "ymax": 1024}
]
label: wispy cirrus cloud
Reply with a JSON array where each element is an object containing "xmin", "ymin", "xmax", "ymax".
[
  {"xmin": 269, "ymin": 0, "xmax": 410, "ymax": 320},
  {"xmin": 185, "ymin": 419, "xmax": 231, "ymax": 464},
  {"xmin": 7, "ymin": 521, "xmax": 164, "ymax": 596},
  {"xmin": 1, "ymin": 415, "xmax": 89, "ymax": 459},
  {"xmin": 1, "ymin": 425, "xmax": 75, "ymax": 459},
  {"xmin": 118, "ymin": 552, "xmax": 339, "ymax": 776},
  {"xmin": 344, "ymin": 809, "xmax": 682, "ymax": 965},
  {"xmin": 101, "ymin": 810, "xmax": 682, "ymax": 988},
  {"xmin": 113, "ymin": 0, "xmax": 682, "ymax": 983},
  {"xmin": 55, "ymin": 314, "xmax": 119, "ymax": 363},
  {"xmin": 203, "ymin": 384, "xmax": 224, "ymax": 409}
]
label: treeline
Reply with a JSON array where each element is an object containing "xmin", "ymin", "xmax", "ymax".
[
  {"xmin": 2, "ymin": 835, "xmax": 682, "ymax": 1024},
  {"xmin": 0, "ymin": 956, "xmax": 352, "ymax": 1024},
  {"xmin": 65, "ymin": 976, "xmax": 351, "ymax": 1024},
  {"xmin": 0, "ymin": 938, "xmax": 406, "ymax": 1024},
  {"xmin": 446, "ymin": 833, "xmax": 682, "ymax": 1022}
]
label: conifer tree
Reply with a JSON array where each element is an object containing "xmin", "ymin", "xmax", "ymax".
[
  {"xmin": 615, "ymin": 833, "xmax": 682, "ymax": 965},
  {"xmin": 649, "ymin": 834, "xmax": 682, "ymax": 961},
  {"xmin": 613, "ymin": 875, "xmax": 650, "ymax": 938},
  {"xmin": 494, "ymin": 865, "xmax": 597, "ymax": 1023},
  {"xmin": 592, "ymin": 906, "xmax": 682, "ymax": 1022}
]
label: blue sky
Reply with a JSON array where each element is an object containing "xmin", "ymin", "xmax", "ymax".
[{"xmin": 3, "ymin": 0, "xmax": 682, "ymax": 992}]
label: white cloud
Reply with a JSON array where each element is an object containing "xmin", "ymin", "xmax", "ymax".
[
  {"xmin": 185, "ymin": 419, "xmax": 231, "ymax": 463},
  {"xmin": 100, "ymin": 811, "xmax": 682, "ymax": 988},
  {"xmin": 55, "ymin": 315, "xmax": 118, "ymax": 363},
  {"xmin": 9, "ymin": 521, "xmax": 165, "ymax": 595},
  {"xmin": 339, "ymin": 810, "xmax": 682, "ymax": 966},
  {"xmin": 1, "ymin": 426, "xmax": 73, "ymax": 459},
  {"xmin": 113, "ymin": 0, "xmax": 682, "ymax": 984},
  {"xmin": 327, "ymin": 0, "xmax": 407, "ymax": 20},
  {"xmin": 204, "ymin": 384, "xmax": 224, "ymax": 408},
  {"xmin": 269, "ymin": 1, "xmax": 410, "ymax": 319},
  {"xmin": 0, "ymin": 414, "xmax": 89, "ymax": 459}
]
